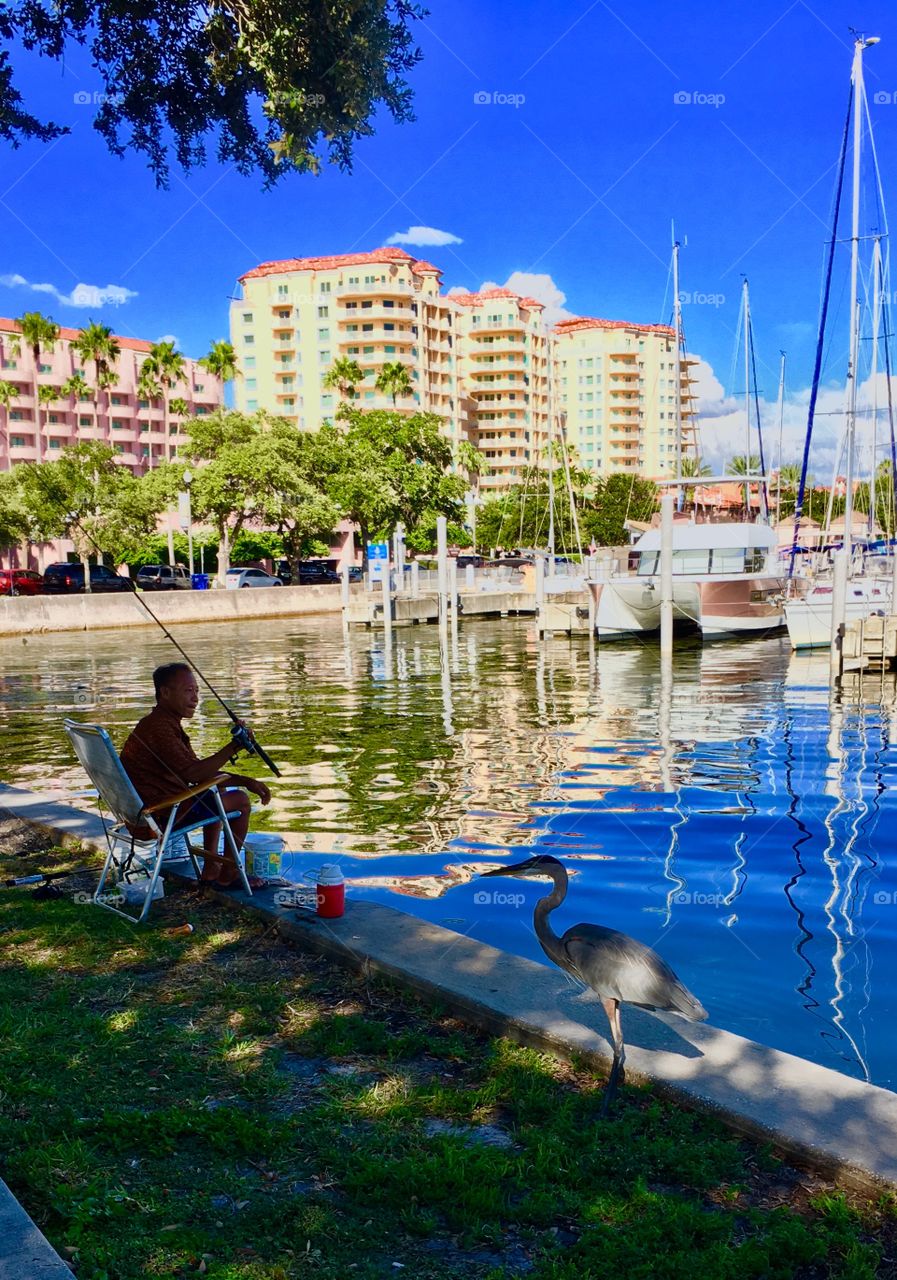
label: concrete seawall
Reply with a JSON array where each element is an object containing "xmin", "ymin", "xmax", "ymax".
[{"xmin": 0, "ymin": 584, "xmax": 347, "ymax": 637}]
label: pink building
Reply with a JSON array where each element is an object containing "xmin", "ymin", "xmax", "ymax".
[{"xmin": 0, "ymin": 319, "xmax": 223, "ymax": 474}]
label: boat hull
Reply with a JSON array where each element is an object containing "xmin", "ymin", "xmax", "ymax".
[
  {"xmin": 785, "ymin": 584, "xmax": 891, "ymax": 649},
  {"xmin": 591, "ymin": 576, "xmax": 786, "ymax": 640}
]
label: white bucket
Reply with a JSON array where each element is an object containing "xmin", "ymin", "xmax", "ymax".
[{"xmin": 243, "ymin": 834, "xmax": 285, "ymax": 880}]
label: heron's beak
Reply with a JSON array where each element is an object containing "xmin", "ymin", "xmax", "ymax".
[{"xmin": 481, "ymin": 861, "xmax": 534, "ymax": 879}]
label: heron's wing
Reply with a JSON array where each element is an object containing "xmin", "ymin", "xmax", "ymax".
[{"xmin": 561, "ymin": 924, "xmax": 706, "ymax": 1019}]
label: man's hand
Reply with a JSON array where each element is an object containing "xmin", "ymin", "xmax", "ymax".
[{"xmin": 239, "ymin": 776, "xmax": 271, "ymax": 805}]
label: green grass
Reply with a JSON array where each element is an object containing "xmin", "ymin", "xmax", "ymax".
[{"xmin": 0, "ymin": 843, "xmax": 895, "ymax": 1279}]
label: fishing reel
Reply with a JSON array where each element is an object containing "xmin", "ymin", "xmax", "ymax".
[{"xmin": 230, "ymin": 722, "xmax": 281, "ymax": 778}]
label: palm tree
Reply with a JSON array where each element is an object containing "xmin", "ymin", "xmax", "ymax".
[
  {"xmin": 323, "ymin": 357, "xmax": 364, "ymax": 415},
  {"xmin": 37, "ymin": 383, "xmax": 58, "ymax": 453},
  {"xmin": 679, "ymin": 455, "xmax": 711, "ymax": 504},
  {"xmin": 199, "ymin": 339, "xmax": 240, "ymax": 389},
  {"xmin": 375, "ymin": 361, "xmax": 413, "ymax": 407},
  {"xmin": 0, "ymin": 379, "xmax": 17, "ymax": 470},
  {"xmin": 725, "ymin": 454, "xmax": 761, "ymax": 476},
  {"xmin": 778, "ymin": 463, "xmax": 801, "ymax": 490},
  {"xmin": 141, "ymin": 340, "xmax": 186, "ymax": 461},
  {"xmin": 169, "ymin": 397, "xmax": 189, "ymax": 457},
  {"xmin": 136, "ymin": 365, "xmax": 162, "ymax": 466},
  {"xmin": 16, "ymin": 311, "xmax": 59, "ymax": 464},
  {"xmin": 72, "ymin": 322, "xmax": 121, "ymax": 440}
]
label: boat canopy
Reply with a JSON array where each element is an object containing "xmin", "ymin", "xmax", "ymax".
[{"xmin": 632, "ymin": 521, "xmax": 777, "ymax": 552}]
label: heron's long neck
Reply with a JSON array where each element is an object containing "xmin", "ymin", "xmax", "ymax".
[{"xmin": 533, "ymin": 868, "xmax": 568, "ymax": 969}]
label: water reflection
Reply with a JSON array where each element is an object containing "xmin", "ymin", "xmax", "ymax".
[{"xmin": 1, "ymin": 619, "xmax": 896, "ymax": 1087}]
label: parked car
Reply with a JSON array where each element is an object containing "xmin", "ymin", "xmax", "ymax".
[
  {"xmin": 0, "ymin": 569, "xmax": 44, "ymax": 596},
  {"xmin": 347, "ymin": 565, "xmax": 364, "ymax": 582},
  {"xmin": 274, "ymin": 559, "xmax": 293, "ymax": 585},
  {"xmin": 485, "ymin": 556, "xmax": 534, "ymax": 570},
  {"xmin": 42, "ymin": 563, "xmax": 132, "ymax": 594},
  {"xmin": 225, "ymin": 567, "xmax": 283, "ymax": 589},
  {"xmin": 455, "ymin": 554, "xmax": 484, "ymax": 569},
  {"xmin": 135, "ymin": 564, "xmax": 192, "ymax": 591},
  {"xmin": 297, "ymin": 561, "xmax": 340, "ymax": 585}
]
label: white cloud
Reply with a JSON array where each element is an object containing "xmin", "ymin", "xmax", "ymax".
[
  {"xmin": 386, "ymin": 225, "xmax": 463, "ymax": 247},
  {"xmin": 156, "ymin": 334, "xmax": 180, "ymax": 347},
  {"xmin": 447, "ymin": 271, "xmax": 575, "ymax": 327},
  {"xmin": 0, "ymin": 272, "xmax": 137, "ymax": 308},
  {"xmin": 691, "ymin": 353, "xmax": 889, "ymax": 485}
]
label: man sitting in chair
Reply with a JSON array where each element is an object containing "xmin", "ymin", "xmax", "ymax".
[{"xmin": 120, "ymin": 662, "xmax": 271, "ymax": 888}]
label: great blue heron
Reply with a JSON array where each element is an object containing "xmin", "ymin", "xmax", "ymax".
[{"xmin": 481, "ymin": 854, "xmax": 707, "ymax": 1111}]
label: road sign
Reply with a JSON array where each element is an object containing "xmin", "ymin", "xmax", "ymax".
[{"xmin": 367, "ymin": 541, "xmax": 389, "ymax": 581}]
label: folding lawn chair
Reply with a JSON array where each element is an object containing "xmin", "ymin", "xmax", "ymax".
[{"xmin": 64, "ymin": 719, "xmax": 252, "ymax": 923}]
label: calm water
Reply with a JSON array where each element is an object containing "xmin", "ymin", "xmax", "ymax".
[{"xmin": 1, "ymin": 615, "xmax": 896, "ymax": 1088}]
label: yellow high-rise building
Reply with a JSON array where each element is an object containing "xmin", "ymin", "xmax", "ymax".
[
  {"xmin": 553, "ymin": 318, "xmax": 697, "ymax": 478},
  {"xmin": 451, "ymin": 287, "xmax": 550, "ymax": 493},
  {"xmin": 231, "ymin": 248, "xmax": 469, "ymax": 451},
  {"xmin": 231, "ymin": 250, "xmax": 696, "ymax": 490}
]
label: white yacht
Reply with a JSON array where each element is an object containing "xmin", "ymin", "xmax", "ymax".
[
  {"xmin": 785, "ymin": 560, "xmax": 891, "ymax": 649},
  {"xmin": 590, "ymin": 519, "xmax": 786, "ymax": 640}
]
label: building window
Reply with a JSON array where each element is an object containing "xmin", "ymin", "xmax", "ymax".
[
  {"xmin": 10, "ymin": 435, "xmax": 25, "ymax": 447},
  {"xmin": 318, "ymin": 306, "xmax": 328, "ymax": 319},
  {"xmin": 245, "ymin": 378, "xmax": 257, "ymax": 391},
  {"xmin": 277, "ymin": 284, "xmax": 289, "ymax": 298},
  {"xmin": 244, "ymin": 357, "xmax": 256, "ymax": 369},
  {"xmin": 277, "ymin": 309, "xmax": 290, "ymax": 320},
  {"xmin": 138, "ymin": 399, "xmax": 149, "ymax": 409},
  {"xmin": 79, "ymin": 415, "xmax": 92, "ymax": 426},
  {"xmin": 39, "ymin": 363, "xmax": 52, "ymax": 373},
  {"xmin": 319, "ymin": 350, "xmax": 330, "ymax": 363},
  {"xmin": 243, "ymin": 312, "xmax": 253, "ymax": 323},
  {"xmin": 49, "ymin": 438, "xmax": 63, "ymax": 450},
  {"xmin": 282, "ymin": 397, "xmax": 295, "ymax": 408},
  {"xmin": 194, "ymin": 382, "xmax": 205, "ymax": 393},
  {"xmin": 244, "ymin": 334, "xmax": 254, "ymax": 345},
  {"xmin": 320, "ymin": 281, "xmax": 331, "ymax": 293},
  {"xmin": 111, "ymin": 395, "xmax": 123, "ymax": 405},
  {"xmin": 10, "ymin": 410, "xmax": 23, "ymax": 421},
  {"xmin": 317, "ymin": 328, "xmax": 329, "ymax": 341},
  {"xmin": 247, "ymin": 399, "xmax": 257, "ymax": 411},
  {"xmin": 2, "ymin": 359, "xmax": 17, "ymax": 369}
]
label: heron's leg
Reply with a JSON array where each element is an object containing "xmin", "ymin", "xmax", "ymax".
[{"xmin": 600, "ymin": 997, "xmax": 625, "ymax": 1115}]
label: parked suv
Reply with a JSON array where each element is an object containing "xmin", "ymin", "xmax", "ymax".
[
  {"xmin": 297, "ymin": 561, "xmax": 340, "ymax": 584},
  {"xmin": 225, "ymin": 567, "xmax": 283, "ymax": 589},
  {"xmin": 274, "ymin": 559, "xmax": 293, "ymax": 585},
  {"xmin": 135, "ymin": 564, "xmax": 192, "ymax": 591},
  {"xmin": 0, "ymin": 569, "xmax": 43, "ymax": 596},
  {"xmin": 42, "ymin": 563, "xmax": 132, "ymax": 594}
]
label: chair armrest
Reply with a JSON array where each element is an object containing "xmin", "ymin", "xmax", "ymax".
[{"xmin": 141, "ymin": 774, "xmax": 229, "ymax": 814}]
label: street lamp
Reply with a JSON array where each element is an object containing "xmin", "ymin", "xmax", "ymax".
[{"xmin": 182, "ymin": 469, "xmax": 194, "ymax": 577}]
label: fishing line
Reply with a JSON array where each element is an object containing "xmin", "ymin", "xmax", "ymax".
[{"xmin": 19, "ymin": 459, "xmax": 280, "ymax": 777}]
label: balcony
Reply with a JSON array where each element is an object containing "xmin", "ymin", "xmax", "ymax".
[
  {"xmin": 339, "ymin": 328, "xmax": 415, "ymax": 346},
  {"xmin": 337, "ymin": 302, "xmax": 415, "ymax": 322}
]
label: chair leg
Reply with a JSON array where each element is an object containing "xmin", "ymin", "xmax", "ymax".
[{"xmin": 214, "ymin": 788, "xmax": 252, "ymax": 895}]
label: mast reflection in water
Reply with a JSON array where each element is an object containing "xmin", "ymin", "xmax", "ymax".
[{"xmin": 0, "ymin": 617, "xmax": 895, "ymax": 1087}]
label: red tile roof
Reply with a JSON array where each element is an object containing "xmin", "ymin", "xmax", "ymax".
[
  {"xmin": 0, "ymin": 318, "xmax": 156, "ymax": 354},
  {"xmin": 448, "ymin": 287, "xmax": 545, "ymax": 311},
  {"xmin": 554, "ymin": 317, "xmax": 675, "ymax": 337},
  {"xmin": 240, "ymin": 248, "xmax": 443, "ymax": 283}
]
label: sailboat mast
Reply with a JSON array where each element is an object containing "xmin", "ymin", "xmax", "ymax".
[
  {"xmin": 672, "ymin": 230, "xmax": 684, "ymax": 491},
  {"xmin": 869, "ymin": 235, "xmax": 882, "ymax": 538},
  {"xmin": 843, "ymin": 36, "xmax": 877, "ymax": 557},
  {"xmin": 743, "ymin": 278, "xmax": 752, "ymax": 516},
  {"xmin": 546, "ymin": 322, "xmax": 555, "ymax": 562},
  {"xmin": 775, "ymin": 351, "xmax": 786, "ymax": 526}
]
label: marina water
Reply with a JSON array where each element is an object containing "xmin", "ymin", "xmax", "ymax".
[{"xmin": 1, "ymin": 615, "xmax": 895, "ymax": 1088}]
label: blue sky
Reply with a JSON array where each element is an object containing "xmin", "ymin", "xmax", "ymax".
[{"xmin": 1, "ymin": 0, "xmax": 895, "ymax": 469}]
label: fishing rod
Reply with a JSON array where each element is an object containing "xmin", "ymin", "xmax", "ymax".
[{"xmin": 24, "ymin": 462, "xmax": 280, "ymax": 778}]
